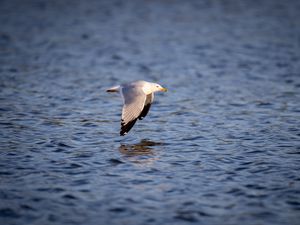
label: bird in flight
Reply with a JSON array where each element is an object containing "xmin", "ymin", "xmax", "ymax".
[{"xmin": 107, "ymin": 80, "xmax": 167, "ymax": 136}]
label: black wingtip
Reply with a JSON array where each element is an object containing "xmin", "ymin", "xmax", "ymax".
[
  {"xmin": 138, "ymin": 103, "xmax": 151, "ymax": 120},
  {"xmin": 120, "ymin": 131, "xmax": 127, "ymax": 136},
  {"xmin": 120, "ymin": 119, "xmax": 137, "ymax": 136}
]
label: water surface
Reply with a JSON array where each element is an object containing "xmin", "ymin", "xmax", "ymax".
[{"xmin": 1, "ymin": 0, "xmax": 300, "ymax": 224}]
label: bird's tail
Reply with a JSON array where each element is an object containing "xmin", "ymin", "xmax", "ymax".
[{"xmin": 106, "ymin": 85, "xmax": 120, "ymax": 93}]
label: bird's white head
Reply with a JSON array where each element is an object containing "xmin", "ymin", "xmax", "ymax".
[{"xmin": 142, "ymin": 82, "xmax": 168, "ymax": 95}]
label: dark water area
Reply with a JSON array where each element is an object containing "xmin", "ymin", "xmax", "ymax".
[{"xmin": 1, "ymin": 0, "xmax": 300, "ymax": 224}]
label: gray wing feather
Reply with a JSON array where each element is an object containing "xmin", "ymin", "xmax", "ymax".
[
  {"xmin": 120, "ymin": 86, "xmax": 146, "ymax": 135},
  {"xmin": 138, "ymin": 93, "xmax": 154, "ymax": 120}
]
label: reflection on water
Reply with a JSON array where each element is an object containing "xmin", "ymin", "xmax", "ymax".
[
  {"xmin": 119, "ymin": 139, "xmax": 163, "ymax": 165},
  {"xmin": 119, "ymin": 139, "xmax": 163, "ymax": 156}
]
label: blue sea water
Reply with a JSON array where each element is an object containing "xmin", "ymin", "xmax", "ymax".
[{"xmin": 0, "ymin": 0, "xmax": 300, "ymax": 224}]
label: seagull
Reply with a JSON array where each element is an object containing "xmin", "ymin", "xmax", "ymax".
[{"xmin": 106, "ymin": 80, "xmax": 167, "ymax": 136}]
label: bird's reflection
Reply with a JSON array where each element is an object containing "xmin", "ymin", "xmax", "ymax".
[{"xmin": 119, "ymin": 139, "xmax": 163, "ymax": 165}]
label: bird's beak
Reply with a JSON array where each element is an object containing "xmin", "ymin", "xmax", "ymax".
[{"xmin": 160, "ymin": 87, "xmax": 168, "ymax": 92}]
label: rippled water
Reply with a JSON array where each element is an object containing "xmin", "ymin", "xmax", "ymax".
[{"xmin": 1, "ymin": 0, "xmax": 300, "ymax": 224}]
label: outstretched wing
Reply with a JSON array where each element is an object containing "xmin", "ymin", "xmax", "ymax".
[
  {"xmin": 138, "ymin": 93, "xmax": 154, "ymax": 120},
  {"xmin": 120, "ymin": 86, "xmax": 146, "ymax": 136}
]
